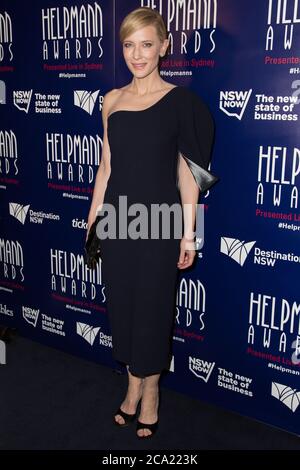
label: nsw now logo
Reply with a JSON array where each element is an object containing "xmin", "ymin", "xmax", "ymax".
[{"xmin": 219, "ymin": 89, "xmax": 252, "ymax": 120}]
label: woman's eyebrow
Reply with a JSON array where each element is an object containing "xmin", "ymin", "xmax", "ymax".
[{"xmin": 124, "ymin": 40, "xmax": 152, "ymax": 43}]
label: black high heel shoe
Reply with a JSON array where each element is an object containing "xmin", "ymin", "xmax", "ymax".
[
  {"xmin": 136, "ymin": 388, "xmax": 160, "ymax": 438},
  {"xmin": 113, "ymin": 398, "xmax": 141, "ymax": 427},
  {"xmin": 136, "ymin": 418, "xmax": 159, "ymax": 438}
]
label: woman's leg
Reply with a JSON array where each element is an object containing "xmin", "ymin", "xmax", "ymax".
[
  {"xmin": 114, "ymin": 365, "xmax": 144, "ymax": 425},
  {"xmin": 136, "ymin": 371, "xmax": 160, "ymax": 437}
]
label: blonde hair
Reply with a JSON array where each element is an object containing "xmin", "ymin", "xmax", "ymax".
[{"xmin": 119, "ymin": 7, "xmax": 168, "ymax": 44}]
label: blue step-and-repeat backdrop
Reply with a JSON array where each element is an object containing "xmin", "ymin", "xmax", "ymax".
[{"xmin": 1, "ymin": 0, "xmax": 300, "ymax": 436}]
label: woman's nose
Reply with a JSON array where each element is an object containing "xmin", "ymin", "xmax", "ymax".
[{"xmin": 132, "ymin": 47, "xmax": 142, "ymax": 59}]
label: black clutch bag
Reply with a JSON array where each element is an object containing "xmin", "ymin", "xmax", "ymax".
[{"xmin": 84, "ymin": 216, "xmax": 101, "ymax": 269}]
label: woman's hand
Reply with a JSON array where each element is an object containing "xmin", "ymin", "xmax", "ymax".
[{"xmin": 177, "ymin": 236, "xmax": 196, "ymax": 269}]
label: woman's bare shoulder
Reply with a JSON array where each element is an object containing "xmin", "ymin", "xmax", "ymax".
[
  {"xmin": 103, "ymin": 88, "xmax": 121, "ymax": 103},
  {"xmin": 102, "ymin": 88, "xmax": 122, "ymax": 118}
]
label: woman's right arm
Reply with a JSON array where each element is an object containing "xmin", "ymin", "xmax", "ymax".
[{"xmin": 86, "ymin": 91, "xmax": 114, "ymax": 240}]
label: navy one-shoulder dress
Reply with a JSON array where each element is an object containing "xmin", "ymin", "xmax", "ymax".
[{"xmin": 99, "ymin": 85, "xmax": 219, "ymax": 377}]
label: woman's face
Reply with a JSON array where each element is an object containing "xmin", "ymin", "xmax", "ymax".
[{"xmin": 122, "ymin": 25, "xmax": 168, "ymax": 79}]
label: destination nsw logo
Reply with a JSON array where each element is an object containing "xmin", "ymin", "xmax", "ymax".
[{"xmin": 220, "ymin": 236, "xmax": 300, "ymax": 268}]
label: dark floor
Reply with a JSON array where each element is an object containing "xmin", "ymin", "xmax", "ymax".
[{"xmin": 0, "ymin": 332, "xmax": 300, "ymax": 451}]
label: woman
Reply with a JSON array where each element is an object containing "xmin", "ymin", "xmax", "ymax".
[{"xmin": 86, "ymin": 7, "xmax": 219, "ymax": 438}]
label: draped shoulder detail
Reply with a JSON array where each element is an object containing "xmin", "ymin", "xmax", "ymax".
[{"xmin": 176, "ymin": 87, "xmax": 220, "ymax": 193}]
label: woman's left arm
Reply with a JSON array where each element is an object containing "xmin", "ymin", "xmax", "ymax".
[
  {"xmin": 177, "ymin": 153, "xmax": 200, "ymax": 269},
  {"xmin": 175, "ymin": 88, "xmax": 220, "ymax": 269}
]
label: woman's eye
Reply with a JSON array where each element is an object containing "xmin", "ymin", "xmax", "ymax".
[{"xmin": 123, "ymin": 43, "xmax": 152, "ymax": 48}]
